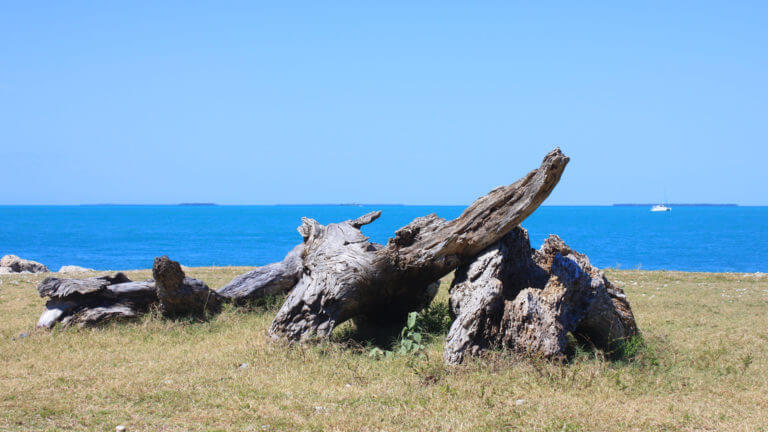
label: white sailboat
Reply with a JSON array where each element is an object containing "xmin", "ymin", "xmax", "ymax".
[{"xmin": 651, "ymin": 191, "xmax": 671, "ymax": 212}]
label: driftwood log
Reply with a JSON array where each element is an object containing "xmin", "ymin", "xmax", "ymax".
[
  {"xmin": 36, "ymin": 273, "xmax": 156, "ymax": 328},
  {"xmin": 153, "ymin": 256, "xmax": 223, "ymax": 316},
  {"xmin": 36, "ymin": 257, "xmax": 221, "ymax": 327},
  {"xmin": 35, "ymin": 247, "xmax": 307, "ymax": 328},
  {"xmin": 217, "ymin": 244, "xmax": 304, "ymax": 304},
  {"xmin": 268, "ymin": 148, "xmax": 569, "ymax": 341},
  {"xmin": 444, "ymin": 227, "xmax": 638, "ymax": 364}
]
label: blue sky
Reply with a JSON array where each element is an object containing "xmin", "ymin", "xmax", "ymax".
[{"xmin": 2, "ymin": 2, "xmax": 766, "ymax": 205}]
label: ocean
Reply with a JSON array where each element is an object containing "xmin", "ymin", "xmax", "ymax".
[{"xmin": 0, "ymin": 205, "xmax": 765, "ymax": 273}]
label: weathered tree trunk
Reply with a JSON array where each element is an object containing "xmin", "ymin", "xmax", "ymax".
[
  {"xmin": 216, "ymin": 244, "xmax": 304, "ymax": 304},
  {"xmin": 268, "ymin": 148, "xmax": 570, "ymax": 341},
  {"xmin": 36, "ymin": 273, "xmax": 156, "ymax": 328},
  {"xmin": 444, "ymin": 228, "xmax": 638, "ymax": 364},
  {"xmin": 36, "ymin": 256, "xmax": 229, "ymax": 327},
  {"xmin": 153, "ymin": 256, "xmax": 223, "ymax": 316}
]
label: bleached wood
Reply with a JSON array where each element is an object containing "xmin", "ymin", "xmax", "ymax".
[
  {"xmin": 269, "ymin": 149, "xmax": 569, "ymax": 341},
  {"xmin": 36, "ymin": 274, "xmax": 156, "ymax": 328},
  {"xmin": 444, "ymin": 228, "xmax": 639, "ymax": 364},
  {"xmin": 216, "ymin": 244, "xmax": 304, "ymax": 304}
]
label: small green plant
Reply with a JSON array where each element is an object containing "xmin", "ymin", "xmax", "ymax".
[
  {"xmin": 612, "ymin": 335, "xmax": 644, "ymax": 359},
  {"xmin": 418, "ymin": 301, "xmax": 452, "ymax": 335},
  {"xmin": 369, "ymin": 311, "xmax": 430, "ymax": 359},
  {"xmin": 610, "ymin": 335, "xmax": 658, "ymax": 366},
  {"xmin": 368, "ymin": 347, "xmax": 393, "ymax": 359},
  {"xmin": 396, "ymin": 312, "xmax": 426, "ymax": 357}
]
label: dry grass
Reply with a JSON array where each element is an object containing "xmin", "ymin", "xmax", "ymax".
[{"xmin": 1, "ymin": 268, "xmax": 768, "ymax": 431}]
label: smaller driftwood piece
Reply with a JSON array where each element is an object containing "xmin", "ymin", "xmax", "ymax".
[
  {"xmin": 36, "ymin": 273, "xmax": 156, "ymax": 328},
  {"xmin": 35, "ymin": 246, "xmax": 307, "ymax": 328},
  {"xmin": 153, "ymin": 256, "xmax": 223, "ymax": 316},
  {"xmin": 216, "ymin": 244, "xmax": 304, "ymax": 304},
  {"xmin": 444, "ymin": 227, "xmax": 638, "ymax": 364}
]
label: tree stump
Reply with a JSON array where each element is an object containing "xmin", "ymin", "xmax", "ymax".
[
  {"xmin": 269, "ymin": 148, "xmax": 570, "ymax": 341},
  {"xmin": 444, "ymin": 227, "xmax": 639, "ymax": 364},
  {"xmin": 153, "ymin": 256, "xmax": 223, "ymax": 316}
]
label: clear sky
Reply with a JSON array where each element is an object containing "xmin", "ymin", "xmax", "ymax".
[{"xmin": 2, "ymin": 2, "xmax": 766, "ymax": 205}]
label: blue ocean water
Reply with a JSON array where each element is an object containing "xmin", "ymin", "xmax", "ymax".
[{"xmin": 0, "ymin": 205, "xmax": 765, "ymax": 273}]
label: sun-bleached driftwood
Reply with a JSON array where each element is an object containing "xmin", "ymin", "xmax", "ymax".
[
  {"xmin": 34, "ymin": 246, "xmax": 308, "ymax": 327},
  {"xmin": 36, "ymin": 256, "xmax": 227, "ymax": 327},
  {"xmin": 444, "ymin": 227, "xmax": 638, "ymax": 365},
  {"xmin": 216, "ymin": 244, "xmax": 304, "ymax": 304},
  {"xmin": 153, "ymin": 256, "xmax": 223, "ymax": 316},
  {"xmin": 268, "ymin": 148, "xmax": 569, "ymax": 341},
  {"xmin": 36, "ymin": 273, "xmax": 156, "ymax": 328}
]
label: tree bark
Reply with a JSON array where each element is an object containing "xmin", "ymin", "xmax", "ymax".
[
  {"xmin": 444, "ymin": 228, "xmax": 639, "ymax": 364},
  {"xmin": 269, "ymin": 148, "xmax": 570, "ymax": 341}
]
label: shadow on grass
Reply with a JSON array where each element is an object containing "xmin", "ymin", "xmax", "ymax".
[
  {"xmin": 564, "ymin": 332, "xmax": 660, "ymax": 367},
  {"xmin": 225, "ymin": 294, "xmax": 287, "ymax": 314},
  {"xmin": 331, "ymin": 301, "xmax": 454, "ymax": 351}
]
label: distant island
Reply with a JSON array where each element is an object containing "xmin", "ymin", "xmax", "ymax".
[
  {"xmin": 613, "ymin": 203, "xmax": 738, "ymax": 207},
  {"xmin": 273, "ymin": 203, "xmax": 406, "ymax": 207},
  {"xmin": 80, "ymin": 203, "xmax": 219, "ymax": 206}
]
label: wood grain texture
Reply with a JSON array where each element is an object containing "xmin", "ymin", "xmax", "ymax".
[
  {"xmin": 269, "ymin": 149, "xmax": 569, "ymax": 341},
  {"xmin": 36, "ymin": 274, "xmax": 156, "ymax": 328},
  {"xmin": 153, "ymin": 256, "xmax": 223, "ymax": 316},
  {"xmin": 216, "ymin": 244, "xmax": 304, "ymax": 304},
  {"xmin": 444, "ymin": 228, "xmax": 638, "ymax": 364}
]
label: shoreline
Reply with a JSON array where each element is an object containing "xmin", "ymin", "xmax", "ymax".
[{"xmin": 1, "ymin": 266, "xmax": 765, "ymax": 277}]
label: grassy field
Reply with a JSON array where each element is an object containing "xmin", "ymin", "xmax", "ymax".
[{"xmin": 1, "ymin": 268, "xmax": 767, "ymax": 431}]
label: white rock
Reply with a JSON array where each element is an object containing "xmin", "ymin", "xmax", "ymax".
[
  {"xmin": 515, "ymin": 399, "xmax": 526, "ymax": 406},
  {"xmin": 0, "ymin": 267, "xmax": 11, "ymax": 274},
  {"xmin": 0, "ymin": 255, "xmax": 49, "ymax": 273},
  {"xmin": 116, "ymin": 426, "xmax": 126, "ymax": 432},
  {"xmin": 58, "ymin": 265, "xmax": 93, "ymax": 273}
]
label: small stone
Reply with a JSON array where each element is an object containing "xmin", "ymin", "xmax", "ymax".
[
  {"xmin": 14, "ymin": 332, "xmax": 28, "ymax": 340},
  {"xmin": 515, "ymin": 399, "xmax": 526, "ymax": 406},
  {"xmin": 58, "ymin": 265, "xmax": 93, "ymax": 273},
  {"xmin": 116, "ymin": 426, "xmax": 126, "ymax": 432},
  {"xmin": 238, "ymin": 362, "xmax": 249, "ymax": 369},
  {"xmin": 0, "ymin": 255, "xmax": 49, "ymax": 273}
]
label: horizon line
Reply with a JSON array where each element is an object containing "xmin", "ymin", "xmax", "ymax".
[{"xmin": 0, "ymin": 202, "xmax": 754, "ymax": 207}]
